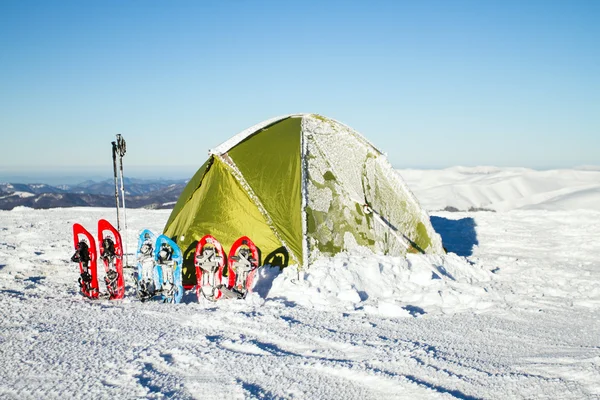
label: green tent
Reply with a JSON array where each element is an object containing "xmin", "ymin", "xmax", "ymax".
[{"xmin": 164, "ymin": 114, "xmax": 444, "ymax": 286}]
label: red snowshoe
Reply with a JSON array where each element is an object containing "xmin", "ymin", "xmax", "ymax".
[
  {"xmin": 222, "ymin": 236, "xmax": 259, "ymax": 299},
  {"xmin": 194, "ymin": 235, "xmax": 227, "ymax": 301},
  {"xmin": 71, "ymin": 224, "xmax": 99, "ymax": 299},
  {"xmin": 98, "ymin": 219, "xmax": 125, "ymax": 300}
]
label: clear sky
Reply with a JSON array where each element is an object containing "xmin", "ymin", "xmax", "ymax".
[{"xmin": 1, "ymin": 0, "xmax": 598, "ymax": 182}]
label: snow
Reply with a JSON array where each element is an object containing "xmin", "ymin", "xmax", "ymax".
[
  {"xmin": 302, "ymin": 114, "xmax": 443, "ymax": 260},
  {"xmin": 400, "ymin": 166, "xmax": 600, "ymax": 212},
  {"xmin": 1, "ymin": 168, "xmax": 600, "ymax": 399},
  {"xmin": 266, "ymin": 252, "xmax": 492, "ymax": 315},
  {"xmin": 210, "ymin": 114, "xmax": 302, "ymax": 155},
  {"xmin": 0, "ymin": 191, "xmax": 35, "ymax": 199}
]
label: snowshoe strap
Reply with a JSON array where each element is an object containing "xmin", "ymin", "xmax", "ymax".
[
  {"xmin": 101, "ymin": 238, "xmax": 116, "ymax": 260},
  {"xmin": 80, "ymin": 271, "xmax": 92, "ymax": 283},
  {"xmin": 71, "ymin": 241, "xmax": 90, "ymax": 264},
  {"xmin": 78, "ymin": 272, "xmax": 98, "ymax": 298}
]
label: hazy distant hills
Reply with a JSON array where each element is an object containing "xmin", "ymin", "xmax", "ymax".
[
  {"xmin": 0, "ymin": 178, "xmax": 187, "ymax": 210},
  {"xmin": 62, "ymin": 177, "xmax": 187, "ymax": 196}
]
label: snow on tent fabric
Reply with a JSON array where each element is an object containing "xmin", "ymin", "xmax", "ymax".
[{"xmin": 163, "ymin": 114, "xmax": 444, "ymax": 286}]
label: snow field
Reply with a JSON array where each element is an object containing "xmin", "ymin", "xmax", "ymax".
[
  {"xmin": 1, "ymin": 201, "xmax": 600, "ymax": 398},
  {"xmin": 401, "ymin": 166, "xmax": 600, "ymax": 212}
]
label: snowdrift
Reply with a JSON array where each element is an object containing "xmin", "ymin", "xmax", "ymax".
[{"xmin": 254, "ymin": 252, "xmax": 493, "ymax": 316}]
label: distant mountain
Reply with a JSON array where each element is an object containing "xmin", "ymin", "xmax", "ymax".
[
  {"xmin": 59, "ymin": 177, "xmax": 188, "ymax": 196},
  {"xmin": 0, "ymin": 178, "xmax": 187, "ymax": 210},
  {"xmin": 0, "ymin": 182, "xmax": 67, "ymax": 195}
]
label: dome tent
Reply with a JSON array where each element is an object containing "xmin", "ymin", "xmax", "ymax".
[{"xmin": 164, "ymin": 114, "xmax": 444, "ymax": 286}]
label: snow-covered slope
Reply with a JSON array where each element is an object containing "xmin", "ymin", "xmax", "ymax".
[
  {"xmin": 1, "ymin": 204, "xmax": 599, "ymax": 399},
  {"xmin": 400, "ymin": 166, "xmax": 600, "ymax": 212}
]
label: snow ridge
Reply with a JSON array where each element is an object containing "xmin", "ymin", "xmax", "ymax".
[{"xmin": 401, "ymin": 166, "xmax": 600, "ymax": 211}]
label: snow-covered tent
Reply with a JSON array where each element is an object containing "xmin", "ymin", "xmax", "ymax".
[{"xmin": 164, "ymin": 114, "xmax": 444, "ymax": 285}]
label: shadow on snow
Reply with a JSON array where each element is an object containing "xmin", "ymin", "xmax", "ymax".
[{"xmin": 430, "ymin": 216, "xmax": 479, "ymax": 257}]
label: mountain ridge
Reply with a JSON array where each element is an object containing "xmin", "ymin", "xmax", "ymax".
[{"xmin": 0, "ymin": 178, "xmax": 187, "ymax": 210}]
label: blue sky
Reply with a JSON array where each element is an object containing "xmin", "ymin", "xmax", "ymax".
[{"xmin": 1, "ymin": 0, "xmax": 598, "ymax": 182}]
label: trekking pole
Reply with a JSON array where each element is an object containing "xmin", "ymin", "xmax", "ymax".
[
  {"xmin": 111, "ymin": 141, "xmax": 121, "ymax": 230},
  {"xmin": 116, "ymin": 134, "xmax": 129, "ymax": 266}
]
